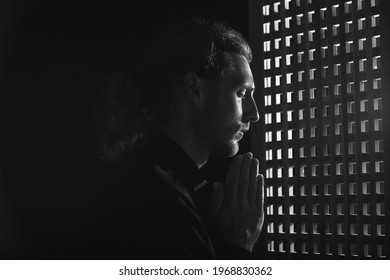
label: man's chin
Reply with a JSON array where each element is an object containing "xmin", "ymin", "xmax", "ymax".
[{"xmin": 212, "ymin": 140, "xmax": 239, "ymax": 158}]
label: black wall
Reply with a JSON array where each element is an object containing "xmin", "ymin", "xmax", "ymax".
[{"xmin": 0, "ymin": 0, "xmax": 252, "ymax": 258}]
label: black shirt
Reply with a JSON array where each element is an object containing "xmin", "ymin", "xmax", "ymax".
[{"xmin": 72, "ymin": 131, "xmax": 251, "ymax": 259}]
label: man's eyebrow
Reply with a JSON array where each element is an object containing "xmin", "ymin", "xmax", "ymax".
[{"xmin": 243, "ymin": 85, "xmax": 255, "ymax": 91}]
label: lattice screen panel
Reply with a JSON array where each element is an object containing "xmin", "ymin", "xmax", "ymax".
[{"xmin": 249, "ymin": 0, "xmax": 389, "ymax": 259}]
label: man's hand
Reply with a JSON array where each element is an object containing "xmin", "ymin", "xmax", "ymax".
[{"xmin": 209, "ymin": 152, "xmax": 264, "ymax": 253}]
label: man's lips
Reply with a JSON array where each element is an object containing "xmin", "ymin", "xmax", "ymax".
[
  {"xmin": 236, "ymin": 126, "xmax": 250, "ymax": 140},
  {"xmin": 241, "ymin": 126, "xmax": 250, "ymax": 133}
]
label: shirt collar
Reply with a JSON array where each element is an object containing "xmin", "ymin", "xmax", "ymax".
[{"xmin": 144, "ymin": 130, "xmax": 208, "ymax": 193}]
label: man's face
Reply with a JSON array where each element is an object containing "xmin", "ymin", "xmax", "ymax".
[{"xmin": 196, "ymin": 54, "xmax": 259, "ymax": 157}]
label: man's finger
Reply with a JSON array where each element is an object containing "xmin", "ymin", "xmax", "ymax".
[
  {"xmin": 256, "ymin": 173, "xmax": 265, "ymax": 212},
  {"xmin": 238, "ymin": 152, "xmax": 253, "ymax": 201},
  {"xmin": 225, "ymin": 154, "xmax": 242, "ymax": 200},
  {"xmin": 248, "ymin": 158, "xmax": 259, "ymax": 204},
  {"xmin": 210, "ymin": 182, "xmax": 225, "ymax": 215}
]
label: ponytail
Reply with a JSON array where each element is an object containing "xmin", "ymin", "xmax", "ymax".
[{"xmin": 87, "ymin": 72, "xmax": 150, "ymax": 161}]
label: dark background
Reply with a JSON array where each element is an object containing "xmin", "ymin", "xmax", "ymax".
[{"xmin": 0, "ymin": 0, "xmax": 262, "ymax": 259}]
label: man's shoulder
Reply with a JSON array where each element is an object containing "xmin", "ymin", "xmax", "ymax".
[{"xmin": 105, "ymin": 149, "xmax": 181, "ymax": 204}]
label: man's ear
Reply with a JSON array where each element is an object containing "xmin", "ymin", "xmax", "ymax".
[{"xmin": 184, "ymin": 71, "xmax": 207, "ymax": 107}]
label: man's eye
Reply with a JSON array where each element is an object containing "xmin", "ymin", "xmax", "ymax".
[{"xmin": 238, "ymin": 91, "xmax": 247, "ymax": 98}]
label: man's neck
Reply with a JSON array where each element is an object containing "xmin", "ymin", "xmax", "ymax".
[{"xmin": 157, "ymin": 124, "xmax": 209, "ymax": 169}]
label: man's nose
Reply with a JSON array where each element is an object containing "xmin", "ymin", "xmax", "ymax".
[{"xmin": 244, "ymin": 96, "xmax": 260, "ymax": 123}]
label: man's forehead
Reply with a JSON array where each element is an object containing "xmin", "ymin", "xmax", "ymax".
[{"xmin": 221, "ymin": 55, "xmax": 254, "ymax": 88}]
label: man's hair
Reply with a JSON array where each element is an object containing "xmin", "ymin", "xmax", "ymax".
[
  {"xmin": 88, "ymin": 17, "xmax": 252, "ymax": 161},
  {"xmin": 136, "ymin": 17, "xmax": 252, "ymax": 115}
]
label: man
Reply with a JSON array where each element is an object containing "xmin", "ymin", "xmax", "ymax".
[{"xmin": 80, "ymin": 17, "xmax": 264, "ymax": 259}]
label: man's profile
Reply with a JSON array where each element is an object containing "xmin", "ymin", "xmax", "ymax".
[{"xmin": 79, "ymin": 16, "xmax": 265, "ymax": 259}]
